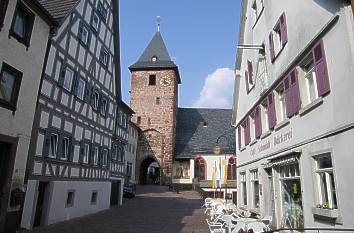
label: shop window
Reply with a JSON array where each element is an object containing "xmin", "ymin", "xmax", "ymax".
[
  {"xmin": 240, "ymin": 172, "xmax": 247, "ymax": 205},
  {"xmin": 0, "ymin": 62, "xmax": 22, "ymax": 111},
  {"xmin": 315, "ymin": 153, "xmax": 337, "ymax": 209},
  {"xmin": 91, "ymin": 191, "xmax": 98, "ymax": 205},
  {"xmin": 194, "ymin": 157, "xmax": 206, "ymax": 180},
  {"xmin": 149, "ymin": 75, "xmax": 156, "ymax": 86},
  {"xmin": 250, "ymin": 170, "xmax": 260, "ymax": 209}
]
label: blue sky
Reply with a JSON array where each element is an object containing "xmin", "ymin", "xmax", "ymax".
[{"xmin": 119, "ymin": 1, "xmax": 241, "ymax": 108}]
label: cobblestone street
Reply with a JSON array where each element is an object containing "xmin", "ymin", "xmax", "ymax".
[{"xmin": 30, "ymin": 185, "xmax": 209, "ymax": 233}]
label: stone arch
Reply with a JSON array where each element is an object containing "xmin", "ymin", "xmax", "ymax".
[{"xmin": 136, "ymin": 129, "xmax": 164, "ymax": 184}]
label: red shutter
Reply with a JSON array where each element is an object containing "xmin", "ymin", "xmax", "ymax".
[
  {"xmin": 0, "ymin": 0, "xmax": 9, "ymax": 32},
  {"xmin": 255, "ymin": 106, "xmax": 262, "ymax": 139},
  {"xmin": 238, "ymin": 126, "xmax": 242, "ymax": 149},
  {"xmin": 289, "ymin": 68, "xmax": 301, "ymax": 114},
  {"xmin": 269, "ymin": 32, "xmax": 275, "ymax": 62},
  {"xmin": 283, "ymin": 75, "xmax": 292, "ymax": 118},
  {"xmin": 267, "ymin": 92, "xmax": 277, "ymax": 129},
  {"xmin": 248, "ymin": 60, "xmax": 253, "ymax": 84},
  {"xmin": 312, "ymin": 40, "xmax": 330, "ymax": 96},
  {"xmin": 245, "ymin": 70, "xmax": 249, "ymax": 93},
  {"xmin": 279, "ymin": 12, "xmax": 288, "ymax": 46}
]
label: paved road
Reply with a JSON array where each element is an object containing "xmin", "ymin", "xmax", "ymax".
[{"xmin": 31, "ymin": 185, "xmax": 209, "ymax": 233}]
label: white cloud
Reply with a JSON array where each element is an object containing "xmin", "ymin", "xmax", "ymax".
[{"xmin": 193, "ymin": 68, "xmax": 235, "ymax": 108}]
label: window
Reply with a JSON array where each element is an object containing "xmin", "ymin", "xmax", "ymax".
[
  {"xmin": 75, "ymin": 76, "xmax": 86, "ymax": 100},
  {"xmin": 91, "ymin": 191, "xmax": 98, "ymax": 205},
  {"xmin": 137, "ymin": 116, "xmax": 141, "ymax": 125},
  {"xmin": 90, "ymin": 11, "xmax": 100, "ymax": 32},
  {"xmin": 227, "ymin": 157, "xmax": 237, "ymax": 180},
  {"xmin": 78, "ymin": 21, "xmax": 91, "ymax": 47},
  {"xmin": 101, "ymin": 149, "xmax": 108, "ymax": 167},
  {"xmin": 49, "ymin": 133, "xmax": 58, "ymax": 158},
  {"xmin": 299, "ymin": 55, "xmax": 318, "ymax": 107},
  {"xmin": 242, "ymin": 118, "xmax": 250, "ymax": 146},
  {"xmin": 93, "ymin": 146, "xmax": 99, "ymax": 165},
  {"xmin": 156, "ymin": 97, "xmax": 160, "ymax": 105},
  {"xmin": 92, "ymin": 90, "xmax": 100, "ymax": 110},
  {"xmin": 112, "ymin": 144, "xmax": 118, "ymax": 160},
  {"xmin": 61, "ymin": 137, "xmax": 70, "ymax": 160},
  {"xmin": 149, "ymin": 75, "xmax": 156, "ymax": 86},
  {"xmin": 250, "ymin": 114, "xmax": 255, "ymax": 142},
  {"xmin": 97, "ymin": 1, "xmax": 107, "ymax": 21},
  {"xmin": 0, "ymin": 63, "xmax": 22, "ymax": 110},
  {"xmin": 66, "ymin": 190, "xmax": 75, "ymax": 207},
  {"xmin": 0, "ymin": 0, "xmax": 10, "ymax": 32},
  {"xmin": 250, "ymin": 170, "xmax": 260, "ymax": 209},
  {"xmin": 194, "ymin": 157, "xmax": 206, "ymax": 180},
  {"xmin": 10, "ymin": 3, "xmax": 35, "ymax": 47},
  {"xmin": 100, "ymin": 97, "xmax": 108, "ymax": 116},
  {"xmin": 269, "ymin": 13, "xmax": 287, "ymax": 62},
  {"xmin": 82, "ymin": 143, "xmax": 90, "ymax": 164},
  {"xmin": 126, "ymin": 162, "xmax": 133, "ymax": 176},
  {"xmin": 255, "ymin": 52, "xmax": 268, "ymax": 93},
  {"xmin": 275, "ymin": 85, "xmax": 287, "ymax": 123},
  {"xmin": 240, "ymin": 173, "xmax": 247, "ymax": 205},
  {"xmin": 251, "ymin": 0, "xmax": 264, "ymax": 25},
  {"xmin": 260, "ymin": 101, "xmax": 269, "ymax": 133},
  {"xmin": 237, "ymin": 126, "xmax": 244, "ymax": 149},
  {"xmin": 118, "ymin": 146, "xmax": 124, "ymax": 162},
  {"xmin": 59, "ymin": 65, "xmax": 74, "ymax": 92},
  {"xmin": 99, "ymin": 48, "xmax": 110, "ymax": 67},
  {"xmin": 315, "ymin": 154, "xmax": 337, "ymax": 209},
  {"xmin": 151, "ymin": 56, "xmax": 158, "ymax": 62}
]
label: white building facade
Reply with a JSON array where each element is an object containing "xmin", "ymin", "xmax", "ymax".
[
  {"xmin": 233, "ymin": 0, "xmax": 354, "ymax": 229},
  {"xmin": 124, "ymin": 122, "xmax": 139, "ymax": 184}
]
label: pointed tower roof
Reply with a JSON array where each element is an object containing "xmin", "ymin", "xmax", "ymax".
[{"xmin": 129, "ymin": 31, "xmax": 181, "ymax": 84}]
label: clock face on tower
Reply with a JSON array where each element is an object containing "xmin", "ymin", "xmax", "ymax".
[{"xmin": 160, "ymin": 75, "xmax": 171, "ymax": 87}]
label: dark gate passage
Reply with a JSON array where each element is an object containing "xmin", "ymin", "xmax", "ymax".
[{"xmin": 139, "ymin": 157, "xmax": 160, "ymax": 185}]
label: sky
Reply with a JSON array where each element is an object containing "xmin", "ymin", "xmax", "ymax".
[{"xmin": 119, "ymin": 1, "xmax": 241, "ymax": 109}]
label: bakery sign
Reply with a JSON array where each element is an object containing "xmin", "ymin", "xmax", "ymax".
[{"xmin": 250, "ymin": 128, "xmax": 293, "ymax": 156}]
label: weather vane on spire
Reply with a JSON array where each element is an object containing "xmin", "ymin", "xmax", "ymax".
[{"xmin": 157, "ymin": 16, "xmax": 161, "ymax": 32}]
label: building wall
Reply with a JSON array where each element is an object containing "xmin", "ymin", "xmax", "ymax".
[
  {"xmin": 125, "ymin": 123, "xmax": 138, "ymax": 183},
  {"xmin": 130, "ymin": 69, "xmax": 178, "ymax": 184},
  {"xmin": 0, "ymin": 0, "xmax": 50, "ymax": 187},
  {"xmin": 234, "ymin": 0, "xmax": 354, "ymax": 229}
]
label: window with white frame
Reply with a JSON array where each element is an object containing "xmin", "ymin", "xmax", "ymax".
[
  {"xmin": 315, "ymin": 153, "xmax": 337, "ymax": 209},
  {"xmin": 275, "ymin": 84, "xmax": 287, "ymax": 123},
  {"xmin": 76, "ymin": 77, "xmax": 86, "ymax": 100},
  {"xmin": 272, "ymin": 23, "xmax": 282, "ymax": 57},
  {"xmin": 61, "ymin": 137, "xmax": 70, "ymax": 160},
  {"xmin": 62, "ymin": 66, "xmax": 74, "ymax": 91},
  {"xmin": 251, "ymin": 0, "xmax": 264, "ymax": 25},
  {"xmin": 49, "ymin": 133, "xmax": 58, "ymax": 158},
  {"xmin": 82, "ymin": 143, "xmax": 90, "ymax": 164},
  {"xmin": 91, "ymin": 11, "xmax": 100, "ymax": 32},
  {"xmin": 93, "ymin": 90, "xmax": 99, "ymax": 110},
  {"xmin": 250, "ymin": 114, "xmax": 255, "ymax": 142},
  {"xmin": 93, "ymin": 146, "xmax": 99, "ymax": 165},
  {"xmin": 240, "ymin": 172, "xmax": 247, "ymax": 205},
  {"xmin": 99, "ymin": 48, "xmax": 110, "ymax": 67},
  {"xmin": 261, "ymin": 101, "xmax": 269, "ymax": 133},
  {"xmin": 255, "ymin": 52, "xmax": 268, "ymax": 93},
  {"xmin": 78, "ymin": 22, "xmax": 90, "ymax": 47},
  {"xmin": 112, "ymin": 144, "xmax": 118, "ymax": 160},
  {"xmin": 250, "ymin": 170, "xmax": 260, "ymax": 209},
  {"xmin": 299, "ymin": 54, "xmax": 318, "ymax": 107},
  {"xmin": 100, "ymin": 97, "xmax": 108, "ymax": 116},
  {"xmin": 102, "ymin": 149, "xmax": 108, "ymax": 166}
]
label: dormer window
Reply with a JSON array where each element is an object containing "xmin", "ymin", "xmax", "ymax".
[{"xmin": 151, "ymin": 56, "xmax": 158, "ymax": 62}]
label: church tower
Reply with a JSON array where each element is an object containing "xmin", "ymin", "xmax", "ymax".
[{"xmin": 129, "ymin": 29, "xmax": 181, "ymax": 185}]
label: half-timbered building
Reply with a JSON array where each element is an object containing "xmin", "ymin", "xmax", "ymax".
[{"xmin": 20, "ymin": 0, "xmax": 131, "ymax": 229}]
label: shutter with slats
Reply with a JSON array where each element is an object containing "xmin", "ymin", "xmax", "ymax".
[
  {"xmin": 279, "ymin": 13, "xmax": 288, "ymax": 46},
  {"xmin": 255, "ymin": 106, "xmax": 262, "ymax": 139},
  {"xmin": 245, "ymin": 70, "xmax": 249, "ymax": 93},
  {"xmin": 283, "ymin": 76, "xmax": 292, "ymax": 118},
  {"xmin": 312, "ymin": 40, "xmax": 330, "ymax": 96},
  {"xmin": 42, "ymin": 128, "xmax": 52, "ymax": 157},
  {"xmin": 238, "ymin": 127, "xmax": 242, "ymax": 149},
  {"xmin": 244, "ymin": 118, "xmax": 251, "ymax": 146},
  {"xmin": 0, "ymin": 0, "xmax": 9, "ymax": 32},
  {"xmin": 267, "ymin": 92, "xmax": 277, "ymax": 129},
  {"xmin": 269, "ymin": 32, "xmax": 275, "ymax": 62},
  {"xmin": 289, "ymin": 68, "xmax": 301, "ymax": 114},
  {"xmin": 248, "ymin": 60, "xmax": 253, "ymax": 84}
]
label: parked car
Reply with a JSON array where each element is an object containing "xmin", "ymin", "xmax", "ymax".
[{"xmin": 123, "ymin": 182, "xmax": 136, "ymax": 198}]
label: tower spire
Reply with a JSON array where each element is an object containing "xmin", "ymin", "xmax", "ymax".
[{"xmin": 157, "ymin": 16, "xmax": 161, "ymax": 32}]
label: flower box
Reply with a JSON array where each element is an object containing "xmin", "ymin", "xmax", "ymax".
[{"xmin": 311, "ymin": 207, "xmax": 339, "ymax": 218}]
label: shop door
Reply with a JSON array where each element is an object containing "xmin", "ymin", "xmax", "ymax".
[{"xmin": 279, "ymin": 164, "xmax": 303, "ymax": 228}]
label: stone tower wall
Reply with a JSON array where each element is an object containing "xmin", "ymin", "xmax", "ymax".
[{"xmin": 130, "ymin": 69, "xmax": 178, "ymax": 184}]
